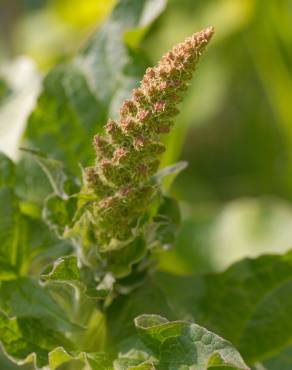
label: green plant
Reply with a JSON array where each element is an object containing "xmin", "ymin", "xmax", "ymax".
[{"xmin": 1, "ymin": 1, "xmax": 292, "ymax": 370}]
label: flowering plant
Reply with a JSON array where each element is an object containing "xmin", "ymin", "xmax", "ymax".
[{"xmin": 0, "ymin": 1, "xmax": 290, "ymax": 370}]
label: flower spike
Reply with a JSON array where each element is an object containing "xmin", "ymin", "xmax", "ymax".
[{"xmin": 85, "ymin": 27, "xmax": 214, "ymax": 247}]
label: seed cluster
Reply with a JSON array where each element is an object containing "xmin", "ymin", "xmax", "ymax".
[{"xmin": 85, "ymin": 27, "xmax": 214, "ymax": 247}]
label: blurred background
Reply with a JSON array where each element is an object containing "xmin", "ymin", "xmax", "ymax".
[{"xmin": 1, "ymin": 0, "xmax": 292, "ymax": 277}]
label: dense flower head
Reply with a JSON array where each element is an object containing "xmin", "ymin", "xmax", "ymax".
[{"xmin": 84, "ymin": 26, "xmax": 214, "ymax": 247}]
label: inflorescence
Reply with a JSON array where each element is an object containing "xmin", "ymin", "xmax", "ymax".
[{"xmin": 84, "ymin": 26, "xmax": 214, "ymax": 248}]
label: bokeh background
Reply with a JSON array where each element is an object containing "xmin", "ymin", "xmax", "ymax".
[{"xmin": 1, "ymin": 0, "xmax": 292, "ymax": 278}]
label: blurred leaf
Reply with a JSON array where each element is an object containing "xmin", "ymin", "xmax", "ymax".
[
  {"xmin": 21, "ymin": 215, "xmax": 73, "ymax": 277},
  {"xmin": 0, "ymin": 346, "xmax": 35, "ymax": 370},
  {"xmin": 122, "ymin": 0, "xmax": 167, "ymax": 47},
  {"xmin": 49, "ymin": 347, "xmax": 72, "ymax": 370},
  {"xmin": 43, "ymin": 256, "xmax": 80, "ymax": 282},
  {"xmin": 0, "ymin": 180, "xmax": 73, "ymax": 279},
  {"xmin": 0, "ymin": 187, "xmax": 21, "ymax": 279},
  {"xmin": 24, "ymin": 64, "xmax": 102, "ymax": 175},
  {"xmin": 154, "ymin": 250, "xmax": 292, "ymax": 364},
  {"xmin": 44, "ymin": 281, "xmax": 106, "ymax": 353},
  {"xmin": 104, "ymin": 236, "xmax": 147, "ymax": 278},
  {"xmin": 78, "ymin": 0, "xmax": 167, "ymax": 112},
  {"xmin": 49, "ymin": 347, "xmax": 113, "ymax": 370},
  {"xmin": 151, "ymin": 196, "xmax": 181, "ymax": 249},
  {"xmin": 0, "ymin": 276, "xmax": 108, "ymax": 366},
  {"xmin": 0, "ymin": 312, "xmax": 38, "ymax": 368},
  {"xmin": 41, "ymin": 256, "xmax": 102, "ymax": 299},
  {"xmin": 0, "ymin": 152, "xmax": 15, "ymax": 188},
  {"xmin": 0, "ymin": 57, "xmax": 40, "ymax": 161},
  {"xmin": 21, "ymin": 149, "xmax": 69, "ymax": 198},
  {"xmin": 261, "ymin": 346, "xmax": 292, "ymax": 370},
  {"xmin": 108, "ymin": 250, "xmax": 292, "ymax": 366},
  {"xmin": 0, "ymin": 278, "xmax": 80, "ymax": 333},
  {"xmin": 51, "ymin": 0, "xmax": 116, "ymax": 28},
  {"xmin": 156, "ymin": 216, "xmax": 216, "ymax": 276},
  {"xmin": 208, "ymin": 198, "xmax": 292, "ymax": 271},
  {"xmin": 0, "ymin": 78, "xmax": 11, "ymax": 105},
  {"xmin": 0, "ymin": 277, "xmax": 82, "ymax": 367},
  {"xmin": 0, "ymin": 311, "xmax": 76, "ymax": 368},
  {"xmin": 153, "ymin": 161, "xmax": 188, "ymax": 190},
  {"xmin": 246, "ymin": 2, "xmax": 292, "ymax": 172},
  {"xmin": 44, "ymin": 194, "xmax": 78, "ymax": 237},
  {"xmin": 115, "ymin": 314, "xmax": 249, "ymax": 369},
  {"xmin": 107, "ymin": 282, "xmax": 175, "ymax": 344}
]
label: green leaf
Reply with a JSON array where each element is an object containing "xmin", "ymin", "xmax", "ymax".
[
  {"xmin": 136, "ymin": 315, "xmax": 248, "ymax": 369},
  {"xmin": 0, "ymin": 153, "xmax": 15, "ymax": 188},
  {"xmin": 0, "ymin": 310, "xmax": 75, "ymax": 368},
  {"xmin": 116, "ymin": 315, "xmax": 249, "ymax": 370},
  {"xmin": 0, "ymin": 187, "xmax": 21, "ymax": 279},
  {"xmin": 20, "ymin": 149, "xmax": 69, "ymax": 198},
  {"xmin": 0, "ymin": 277, "xmax": 98, "ymax": 366},
  {"xmin": 43, "ymin": 256, "xmax": 81, "ymax": 282},
  {"xmin": 0, "ymin": 312, "xmax": 38, "ymax": 368},
  {"xmin": 0, "ymin": 183, "xmax": 73, "ymax": 280},
  {"xmin": 49, "ymin": 347, "xmax": 72, "ymax": 370},
  {"xmin": 44, "ymin": 194, "xmax": 78, "ymax": 237},
  {"xmin": 150, "ymin": 196, "xmax": 181, "ymax": 250},
  {"xmin": 0, "ymin": 346, "xmax": 35, "ymax": 370},
  {"xmin": 23, "ymin": 65, "xmax": 103, "ymax": 175},
  {"xmin": 114, "ymin": 358, "xmax": 155, "ymax": 370},
  {"xmin": 45, "ymin": 279, "xmax": 107, "ymax": 353},
  {"xmin": 49, "ymin": 348, "xmax": 114, "ymax": 370},
  {"xmin": 21, "ymin": 216, "xmax": 73, "ymax": 276},
  {"xmin": 78, "ymin": 0, "xmax": 167, "ymax": 115},
  {"xmin": 261, "ymin": 346, "xmax": 292, "ymax": 370},
  {"xmin": 152, "ymin": 161, "xmax": 188, "ymax": 189},
  {"xmin": 0, "ymin": 278, "xmax": 80, "ymax": 333},
  {"xmin": 123, "ymin": 0, "xmax": 167, "ymax": 48},
  {"xmin": 107, "ymin": 283, "xmax": 175, "ymax": 345},
  {"xmin": 154, "ymin": 250, "xmax": 292, "ymax": 364},
  {"xmin": 41, "ymin": 256, "xmax": 103, "ymax": 299},
  {"xmin": 0, "ymin": 78, "xmax": 11, "ymax": 105},
  {"xmin": 109, "ymin": 250, "xmax": 292, "ymax": 366},
  {"xmin": 104, "ymin": 236, "xmax": 147, "ymax": 278}
]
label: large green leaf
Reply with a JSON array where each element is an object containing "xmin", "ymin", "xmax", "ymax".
[
  {"xmin": 0, "ymin": 276, "xmax": 107, "ymax": 367},
  {"xmin": 23, "ymin": 65, "xmax": 102, "ymax": 175},
  {"xmin": 115, "ymin": 314, "xmax": 249, "ymax": 370},
  {"xmin": 0, "ymin": 276, "xmax": 104, "ymax": 367},
  {"xmin": 153, "ymin": 250, "xmax": 292, "ymax": 364},
  {"xmin": 108, "ymin": 250, "xmax": 292, "ymax": 366},
  {"xmin": 21, "ymin": 216, "xmax": 73, "ymax": 277},
  {"xmin": 20, "ymin": 150, "xmax": 71, "ymax": 199},
  {"xmin": 0, "ymin": 278, "xmax": 80, "ymax": 333},
  {"xmin": 0, "ymin": 181, "xmax": 73, "ymax": 280},
  {"xmin": 0, "ymin": 310, "xmax": 76, "ymax": 368}
]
